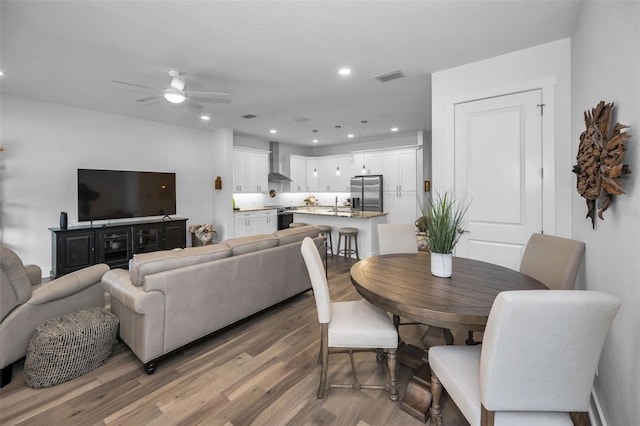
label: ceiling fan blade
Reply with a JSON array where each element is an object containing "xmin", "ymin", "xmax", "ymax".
[
  {"xmin": 136, "ymin": 96, "xmax": 161, "ymax": 102},
  {"xmin": 110, "ymin": 80, "xmax": 158, "ymax": 93},
  {"xmin": 189, "ymin": 96, "xmax": 231, "ymax": 104},
  {"xmin": 186, "ymin": 90, "xmax": 231, "ymax": 97},
  {"xmin": 184, "ymin": 99, "xmax": 203, "ymax": 110}
]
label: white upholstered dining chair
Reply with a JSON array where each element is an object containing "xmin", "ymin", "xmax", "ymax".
[
  {"xmin": 377, "ymin": 223, "xmax": 418, "ymax": 255},
  {"xmin": 300, "ymin": 237, "xmax": 398, "ymax": 400},
  {"xmin": 467, "ymin": 233, "xmax": 587, "ymax": 346},
  {"xmin": 520, "ymin": 233, "xmax": 586, "ymax": 290},
  {"xmin": 428, "ymin": 290, "xmax": 620, "ymax": 426}
]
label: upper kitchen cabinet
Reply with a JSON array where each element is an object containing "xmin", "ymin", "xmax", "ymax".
[
  {"xmin": 306, "ymin": 158, "xmax": 319, "ymax": 192},
  {"xmin": 355, "ymin": 148, "xmax": 417, "ymax": 191},
  {"xmin": 358, "ymin": 152, "xmax": 385, "ymax": 176},
  {"xmin": 382, "ymin": 149, "xmax": 417, "ymax": 192},
  {"xmin": 283, "ymin": 154, "xmax": 352, "ymax": 193},
  {"xmin": 317, "ymin": 155, "xmax": 352, "ymax": 192},
  {"xmin": 282, "ymin": 155, "xmax": 308, "ymax": 192},
  {"xmin": 233, "ymin": 147, "xmax": 269, "ymax": 193}
]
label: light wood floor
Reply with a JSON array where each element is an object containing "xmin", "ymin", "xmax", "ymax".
[{"xmin": 0, "ymin": 255, "xmax": 468, "ymax": 426}]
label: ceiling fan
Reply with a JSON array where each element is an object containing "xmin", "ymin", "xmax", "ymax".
[{"xmin": 110, "ymin": 69, "xmax": 231, "ymax": 109}]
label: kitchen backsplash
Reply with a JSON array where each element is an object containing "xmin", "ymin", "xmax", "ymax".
[{"xmin": 233, "ymin": 192, "xmax": 351, "ymax": 209}]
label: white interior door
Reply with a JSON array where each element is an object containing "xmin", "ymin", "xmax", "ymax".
[{"xmin": 454, "ymin": 90, "xmax": 542, "ymax": 270}]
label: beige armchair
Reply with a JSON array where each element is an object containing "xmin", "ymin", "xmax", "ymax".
[{"xmin": 0, "ymin": 247, "xmax": 108, "ymax": 387}]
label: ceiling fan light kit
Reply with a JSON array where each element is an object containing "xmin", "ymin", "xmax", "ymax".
[
  {"xmin": 163, "ymin": 88, "xmax": 186, "ymax": 104},
  {"xmin": 111, "ymin": 69, "xmax": 230, "ymax": 108}
]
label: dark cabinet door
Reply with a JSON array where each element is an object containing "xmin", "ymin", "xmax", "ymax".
[
  {"xmin": 52, "ymin": 230, "xmax": 95, "ymax": 277},
  {"xmin": 131, "ymin": 224, "xmax": 161, "ymax": 254},
  {"xmin": 161, "ymin": 221, "xmax": 186, "ymax": 249},
  {"xmin": 96, "ymin": 227, "xmax": 131, "ymax": 269},
  {"xmin": 50, "ymin": 218, "xmax": 187, "ymax": 277}
]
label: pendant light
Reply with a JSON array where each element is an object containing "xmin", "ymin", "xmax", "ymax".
[
  {"xmin": 312, "ymin": 130, "xmax": 318, "ymax": 177},
  {"xmin": 335, "ymin": 125, "xmax": 341, "ymax": 176},
  {"xmin": 361, "ymin": 120, "xmax": 368, "ymax": 174}
]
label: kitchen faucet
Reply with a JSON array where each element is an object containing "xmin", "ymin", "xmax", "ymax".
[{"xmin": 333, "ymin": 196, "xmax": 338, "ymax": 213}]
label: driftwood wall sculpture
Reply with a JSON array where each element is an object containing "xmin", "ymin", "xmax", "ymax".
[{"xmin": 573, "ymin": 101, "xmax": 631, "ymax": 228}]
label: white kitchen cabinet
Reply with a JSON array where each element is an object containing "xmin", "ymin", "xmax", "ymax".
[
  {"xmin": 353, "ymin": 153, "xmax": 367, "ymax": 176},
  {"xmin": 233, "ymin": 148, "xmax": 269, "ymax": 193},
  {"xmin": 384, "ymin": 190, "xmax": 418, "ymax": 225},
  {"xmin": 358, "ymin": 152, "xmax": 384, "ymax": 176},
  {"xmin": 234, "ymin": 210, "xmax": 277, "ymax": 237},
  {"xmin": 382, "ymin": 148, "xmax": 417, "ymax": 192},
  {"xmin": 306, "ymin": 158, "xmax": 319, "ymax": 192},
  {"xmin": 335, "ymin": 155, "xmax": 352, "ymax": 192},
  {"xmin": 316, "ymin": 155, "xmax": 351, "ymax": 192},
  {"xmin": 317, "ymin": 157, "xmax": 336, "ymax": 191},
  {"xmin": 283, "ymin": 155, "xmax": 307, "ymax": 192}
]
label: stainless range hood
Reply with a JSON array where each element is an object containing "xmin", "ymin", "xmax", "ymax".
[{"xmin": 268, "ymin": 141, "xmax": 292, "ymax": 182}]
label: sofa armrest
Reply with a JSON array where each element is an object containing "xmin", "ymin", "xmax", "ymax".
[
  {"xmin": 102, "ymin": 268, "xmax": 159, "ymax": 314},
  {"xmin": 24, "ymin": 264, "xmax": 42, "ymax": 286},
  {"xmin": 29, "ymin": 264, "xmax": 109, "ymax": 305}
]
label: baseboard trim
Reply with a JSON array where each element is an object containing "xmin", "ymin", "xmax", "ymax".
[{"xmin": 589, "ymin": 388, "xmax": 607, "ymax": 426}]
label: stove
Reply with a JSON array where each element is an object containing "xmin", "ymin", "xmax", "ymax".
[
  {"xmin": 276, "ymin": 206, "xmax": 296, "ymax": 214},
  {"xmin": 276, "ymin": 206, "xmax": 295, "ymax": 230}
]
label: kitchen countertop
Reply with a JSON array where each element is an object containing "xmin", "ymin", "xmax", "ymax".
[
  {"xmin": 233, "ymin": 206, "xmax": 385, "ymax": 219},
  {"xmin": 233, "ymin": 207, "xmax": 278, "ymax": 213},
  {"xmin": 293, "ymin": 208, "xmax": 387, "ymax": 219}
]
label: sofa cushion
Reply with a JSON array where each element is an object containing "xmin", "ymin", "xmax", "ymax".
[
  {"xmin": 224, "ymin": 234, "xmax": 279, "ymax": 256},
  {"xmin": 129, "ymin": 244, "xmax": 232, "ymax": 287},
  {"xmin": 274, "ymin": 225, "xmax": 320, "ymax": 246}
]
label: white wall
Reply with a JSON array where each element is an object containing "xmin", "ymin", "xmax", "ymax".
[
  {"xmin": 0, "ymin": 95, "xmax": 232, "ymax": 273},
  {"xmin": 571, "ymin": 2, "xmax": 640, "ymax": 425},
  {"xmin": 432, "ymin": 38, "xmax": 572, "ymax": 237}
]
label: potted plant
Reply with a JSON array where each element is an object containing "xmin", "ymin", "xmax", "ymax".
[
  {"xmin": 189, "ymin": 224, "xmax": 216, "ymax": 247},
  {"xmin": 421, "ymin": 190, "xmax": 470, "ymax": 277}
]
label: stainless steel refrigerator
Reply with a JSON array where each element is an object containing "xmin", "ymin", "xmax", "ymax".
[{"xmin": 350, "ymin": 175, "xmax": 383, "ymax": 212}]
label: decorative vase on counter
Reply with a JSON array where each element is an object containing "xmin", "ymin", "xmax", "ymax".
[{"xmin": 431, "ymin": 252, "xmax": 453, "ymax": 278}]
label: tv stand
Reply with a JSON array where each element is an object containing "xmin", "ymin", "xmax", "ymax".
[{"xmin": 49, "ymin": 217, "xmax": 187, "ymax": 278}]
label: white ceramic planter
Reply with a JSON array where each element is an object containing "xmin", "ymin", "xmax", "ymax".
[{"xmin": 431, "ymin": 252, "xmax": 453, "ymax": 278}]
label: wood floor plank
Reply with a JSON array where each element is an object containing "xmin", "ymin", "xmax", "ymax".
[{"xmin": 0, "ymin": 255, "xmax": 471, "ymax": 426}]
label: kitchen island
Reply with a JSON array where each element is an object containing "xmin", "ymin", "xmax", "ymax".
[{"xmin": 293, "ymin": 208, "xmax": 387, "ymax": 259}]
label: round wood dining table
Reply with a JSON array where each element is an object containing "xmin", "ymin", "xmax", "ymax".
[{"xmin": 349, "ymin": 252, "xmax": 548, "ymax": 422}]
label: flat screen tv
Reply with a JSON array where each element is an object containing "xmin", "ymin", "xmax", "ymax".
[{"xmin": 78, "ymin": 169, "xmax": 176, "ymax": 222}]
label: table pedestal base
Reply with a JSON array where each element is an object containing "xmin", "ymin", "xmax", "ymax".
[{"xmin": 398, "ymin": 342, "xmax": 432, "ymax": 423}]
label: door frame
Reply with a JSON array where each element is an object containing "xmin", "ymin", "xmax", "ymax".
[{"xmin": 438, "ymin": 77, "xmax": 557, "ymax": 236}]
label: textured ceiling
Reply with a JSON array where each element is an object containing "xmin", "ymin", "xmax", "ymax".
[{"xmin": 0, "ymin": 1, "xmax": 580, "ymax": 146}]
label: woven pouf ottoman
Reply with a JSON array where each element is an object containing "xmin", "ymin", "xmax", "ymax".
[{"xmin": 24, "ymin": 307, "xmax": 118, "ymax": 388}]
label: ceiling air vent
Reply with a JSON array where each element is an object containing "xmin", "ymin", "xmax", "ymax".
[
  {"xmin": 293, "ymin": 116, "xmax": 310, "ymax": 122},
  {"xmin": 242, "ymin": 114, "xmax": 257, "ymax": 119},
  {"xmin": 374, "ymin": 69, "xmax": 406, "ymax": 83}
]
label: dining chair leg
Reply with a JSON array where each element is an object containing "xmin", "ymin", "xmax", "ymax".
[
  {"xmin": 317, "ymin": 328, "xmax": 324, "ymax": 365},
  {"xmin": 317, "ymin": 324, "xmax": 329, "ymax": 399},
  {"xmin": 430, "ymin": 371, "xmax": 443, "ymax": 426},
  {"xmin": 481, "ymin": 404, "xmax": 495, "ymax": 426},
  {"xmin": 387, "ymin": 348, "xmax": 398, "ymax": 401},
  {"xmin": 570, "ymin": 412, "xmax": 588, "ymax": 426}
]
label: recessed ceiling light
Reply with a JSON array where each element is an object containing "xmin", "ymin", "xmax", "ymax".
[
  {"xmin": 270, "ymin": 129, "xmax": 277, "ymax": 134},
  {"xmin": 200, "ymin": 115, "xmax": 210, "ymax": 121},
  {"xmin": 338, "ymin": 68, "xmax": 351, "ymax": 76},
  {"xmin": 391, "ymin": 127, "xmax": 399, "ymax": 132},
  {"xmin": 347, "ymin": 134, "xmax": 354, "ymax": 138}
]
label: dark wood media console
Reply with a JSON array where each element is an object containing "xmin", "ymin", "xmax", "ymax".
[{"xmin": 49, "ymin": 217, "xmax": 187, "ymax": 278}]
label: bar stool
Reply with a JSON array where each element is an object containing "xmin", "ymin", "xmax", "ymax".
[
  {"xmin": 289, "ymin": 223, "xmax": 308, "ymax": 228},
  {"xmin": 316, "ymin": 225, "xmax": 333, "ymax": 255},
  {"xmin": 337, "ymin": 227, "xmax": 359, "ymax": 260}
]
